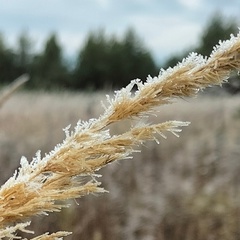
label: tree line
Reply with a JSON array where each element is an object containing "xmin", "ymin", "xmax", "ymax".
[{"xmin": 0, "ymin": 13, "xmax": 239, "ymax": 92}]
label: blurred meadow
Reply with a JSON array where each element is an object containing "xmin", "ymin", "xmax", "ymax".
[{"xmin": 1, "ymin": 91, "xmax": 240, "ymax": 239}]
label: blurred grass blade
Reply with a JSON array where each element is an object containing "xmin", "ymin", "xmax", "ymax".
[{"xmin": 0, "ymin": 74, "xmax": 29, "ymax": 108}]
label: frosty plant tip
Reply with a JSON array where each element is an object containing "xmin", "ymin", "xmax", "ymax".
[{"xmin": 0, "ymin": 31, "xmax": 240, "ymax": 239}]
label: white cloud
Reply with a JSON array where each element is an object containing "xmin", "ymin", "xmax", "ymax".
[
  {"xmin": 178, "ymin": 0, "xmax": 202, "ymax": 10},
  {"xmin": 59, "ymin": 32, "xmax": 85, "ymax": 57},
  {"xmin": 95, "ymin": 0, "xmax": 111, "ymax": 9}
]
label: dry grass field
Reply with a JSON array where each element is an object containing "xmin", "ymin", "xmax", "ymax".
[{"xmin": 1, "ymin": 91, "xmax": 240, "ymax": 240}]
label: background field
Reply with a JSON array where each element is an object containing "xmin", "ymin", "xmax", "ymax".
[{"xmin": 1, "ymin": 91, "xmax": 240, "ymax": 240}]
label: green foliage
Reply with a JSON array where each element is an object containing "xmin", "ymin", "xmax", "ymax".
[
  {"xmin": 30, "ymin": 33, "xmax": 69, "ymax": 90},
  {"xmin": 17, "ymin": 33, "xmax": 31, "ymax": 66},
  {"xmin": 15, "ymin": 31, "xmax": 33, "ymax": 78},
  {"xmin": 73, "ymin": 30, "xmax": 111, "ymax": 90},
  {"xmin": 73, "ymin": 28, "xmax": 158, "ymax": 90},
  {"xmin": 0, "ymin": 31, "xmax": 33, "ymax": 87},
  {"xmin": 0, "ymin": 34, "xmax": 17, "ymax": 85}
]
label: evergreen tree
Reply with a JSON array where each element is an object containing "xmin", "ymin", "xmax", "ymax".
[
  {"xmin": 0, "ymin": 34, "xmax": 16, "ymax": 85},
  {"xmin": 73, "ymin": 30, "xmax": 110, "ymax": 90},
  {"xmin": 73, "ymin": 28, "xmax": 157, "ymax": 90},
  {"xmin": 31, "ymin": 33, "xmax": 69, "ymax": 89},
  {"xmin": 117, "ymin": 29, "xmax": 157, "ymax": 88},
  {"xmin": 15, "ymin": 31, "xmax": 33, "ymax": 77}
]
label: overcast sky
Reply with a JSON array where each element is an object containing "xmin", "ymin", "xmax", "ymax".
[{"xmin": 0, "ymin": 0, "xmax": 239, "ymax": 63}]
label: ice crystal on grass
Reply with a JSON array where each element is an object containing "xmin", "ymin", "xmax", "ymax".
[{"xmin": 0, "ymin": 222, "xmax": 33, "ymax": 239}]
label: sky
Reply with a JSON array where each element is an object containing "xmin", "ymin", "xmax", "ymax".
[{"xmin": 0, "ymin": 0, "xmax": 239, "ymax": 64}]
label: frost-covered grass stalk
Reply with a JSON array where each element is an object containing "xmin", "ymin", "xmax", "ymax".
[{"xmin": 0, "ymin": 32, "xmax": 240, "ymax": 239}]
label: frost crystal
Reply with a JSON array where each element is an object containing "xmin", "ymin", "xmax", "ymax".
[{"xmin": 63, "ymin": 124, "xmax": 71, "ymax": 138}]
